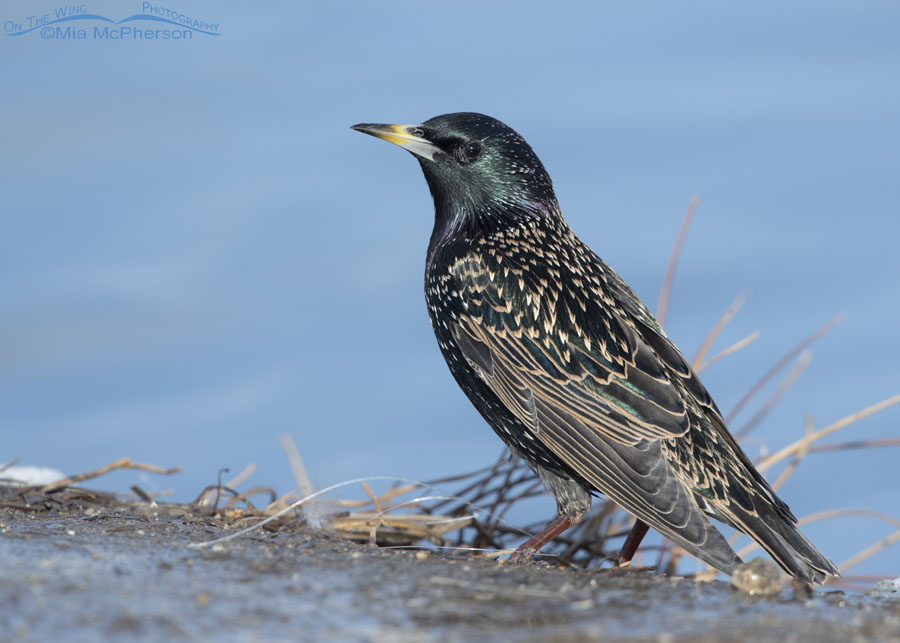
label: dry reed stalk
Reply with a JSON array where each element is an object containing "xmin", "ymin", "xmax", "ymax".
[
  {"xmin": 40, "ymin": 457, "xmax": 181, "ymax": 494},
  {"xmin": 656, "ymin": 195, "xmax": 700, "ymax": 327}
]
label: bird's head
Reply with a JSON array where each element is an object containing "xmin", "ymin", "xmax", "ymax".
[{"xmin": 352, "ymin": 113, "xmax": 559, "ymax": 248}]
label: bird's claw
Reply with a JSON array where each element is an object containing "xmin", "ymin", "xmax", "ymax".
[{"xmin": 507, "ymin": 547, "xmax": 537, "ymax": 564}]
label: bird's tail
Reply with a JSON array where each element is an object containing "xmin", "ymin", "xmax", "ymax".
[{"xmin": 723, "ymin": 499, "xmax": 839, "ymax": 585}]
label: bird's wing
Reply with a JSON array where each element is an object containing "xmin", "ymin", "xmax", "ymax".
[
  {"xmin": 450, "ymin": 251, "xmax": 694, "ymax": 446},
  {"xmin": 452, "ymin": 317, "xmax": 740, "ymax": 573},
  {"xmin": 599, "ymin": 264, "xmax": 798, "ymax": 519},
  {"xmin": 448, "ymin": 251, "xmax": 744, "ymax": 570}
]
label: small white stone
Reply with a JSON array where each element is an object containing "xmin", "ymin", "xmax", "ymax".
[{"xmin": 730, "ymin": 558, "xmax": 783, "ymax": 595}]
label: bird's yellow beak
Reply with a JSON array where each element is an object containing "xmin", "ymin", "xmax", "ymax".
[{"xmin": 351, "ymin": 123, "xmax": 441, "ymax": 161}]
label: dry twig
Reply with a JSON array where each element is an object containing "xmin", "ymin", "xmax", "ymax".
[{"xmin": 40, "ymin": 457, "xmax": 181, "ymax": 494}]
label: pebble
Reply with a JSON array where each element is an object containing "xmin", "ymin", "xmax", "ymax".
[{"xmin": 730, "ymin": 558, "xmax": 783, "ymax": 595}]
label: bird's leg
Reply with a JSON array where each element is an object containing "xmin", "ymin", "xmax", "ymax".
[
  {"xmin": 615, "ymin": 519, "xmax": 650, "ymax": 567},
  {"xmin": 509, "ymin": 511, "xmax": 585, "ymax": 563}
]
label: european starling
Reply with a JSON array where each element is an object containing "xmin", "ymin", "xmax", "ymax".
[{"xmin": 351, "ymin": 113, "xmax": 839, "ymax": 584}]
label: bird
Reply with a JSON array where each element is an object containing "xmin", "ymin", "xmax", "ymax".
[{"xmin": 351, "ymin": 112, "xmax": 839, "ymax": 584}]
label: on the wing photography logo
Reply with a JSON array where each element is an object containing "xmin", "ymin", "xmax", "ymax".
[{"xmin": 4, "ymin": 3, "xmax": 220, "ymax": 40}]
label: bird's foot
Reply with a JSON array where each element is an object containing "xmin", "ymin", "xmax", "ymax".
[
  {"xmin": 611, "ymin": 557, "xmax": 632, "ymax": 569},
  {"xmin": 506, "ymin": 512, "xmax": 584, "ymax": 564},
  {"xmin": 614, "ymin": 519, "xmax": 650, "ymax": 567},
  {"xmin": 507, "ymin": 547, "xmax": 537, "ymax": 565}
]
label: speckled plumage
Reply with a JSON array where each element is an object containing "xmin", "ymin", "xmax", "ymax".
[{"xmin": 352, "ymin": 113, "xmax": 839, "ymax": 584}]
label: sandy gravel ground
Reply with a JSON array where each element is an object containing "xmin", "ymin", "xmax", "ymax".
[{"xmin": 1, "ymin": 489, "xmax": 899, "ymax": 642}]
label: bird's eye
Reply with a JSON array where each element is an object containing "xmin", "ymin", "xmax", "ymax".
[
  {"xmin": 454, "ymin": 141, "xmax": 483, "ymax": 164},
  {"xmin": 408, "ymin": 127, "xmax": 425, "ymax": 138}
]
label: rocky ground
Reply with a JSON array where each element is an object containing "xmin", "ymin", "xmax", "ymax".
[{"xmin": 1, "ymin": 487, "xmax": 899, "ymax": 642}]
